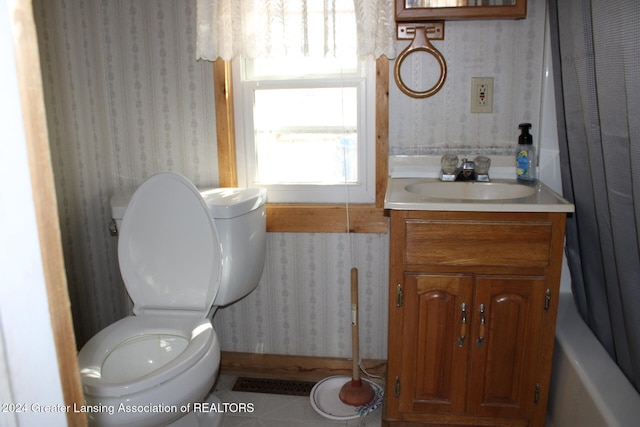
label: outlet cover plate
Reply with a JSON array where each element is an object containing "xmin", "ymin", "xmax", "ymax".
[{"xmin": 471, "ymin": 77, "xmax": 493, "ymax": 113}]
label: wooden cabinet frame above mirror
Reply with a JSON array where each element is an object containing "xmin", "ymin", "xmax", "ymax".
[{"xmin": 395, "ymin": 0, "xmax": 526, "ymax": 21}]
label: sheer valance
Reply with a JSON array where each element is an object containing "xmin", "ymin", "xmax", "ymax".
[{"xmin": 196, "ymin": 0, "xmax": 396, "ymax": 61}]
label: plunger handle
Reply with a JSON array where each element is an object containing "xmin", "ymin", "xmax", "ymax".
[
  {"xmin": 339, "ymin": 267, "xmax": 375, "ymax": 407},
  {"xmin": 351, "ymin": 267, "xmax": 360, "ymax": 382}
]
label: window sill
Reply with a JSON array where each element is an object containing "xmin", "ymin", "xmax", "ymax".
[{"xmin": 266, "ymin": 203, "xmax": 388, "ymax": 233}]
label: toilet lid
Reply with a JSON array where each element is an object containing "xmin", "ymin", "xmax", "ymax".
[{"xmin": 118, "ymin": 172, "xmax": 222, "ymax": 316}]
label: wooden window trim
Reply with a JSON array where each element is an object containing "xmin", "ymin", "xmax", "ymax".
[{"xmin": 214, "ymin": 57, "xmax": 389, "ymax": 233}]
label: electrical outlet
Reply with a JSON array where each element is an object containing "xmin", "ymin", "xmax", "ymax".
[{"xmin": 470, "ymin": 77, "xmax": 493, "ymax": 113}]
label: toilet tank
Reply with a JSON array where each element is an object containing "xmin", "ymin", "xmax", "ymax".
[
  {"xmin": 200, "ymin": 188, "xmax": 267, "ymax": 306},
  {"xmin": 110, "ymin": 186, "xmax": 267, "ymax": 307}
]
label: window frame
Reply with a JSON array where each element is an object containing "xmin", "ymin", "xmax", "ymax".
[
  {"xmin": 213, "ymin": 57, "xmax": 389, "ymax": 233},
  {"xmin": 233, "ymin": 57, "xmax": 375, "ymax": 204}
]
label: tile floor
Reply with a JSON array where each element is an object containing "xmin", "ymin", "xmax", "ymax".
[
  {"xmin": 211, "ymin": 375, "xmax": 554, "ymax": 426},
  {"xmin": 214, "ymin": 375, "xmax": 382, "ymax": 427}
]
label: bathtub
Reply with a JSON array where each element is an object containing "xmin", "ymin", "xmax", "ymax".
[{"xmin": 547, "ymin": 293, "xmax": 640, "ymax": 427}]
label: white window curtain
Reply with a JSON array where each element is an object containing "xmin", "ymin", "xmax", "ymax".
[{"xmin": 196, "ymin": 0, "xmax": 396, "ymax": 61}]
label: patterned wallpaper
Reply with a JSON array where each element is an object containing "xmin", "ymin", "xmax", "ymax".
[
  {"xmin": 34, "ymin": 0, "xmax": 547, "ymax": 360},
  {"xmin": 390, "ymin": 0, "xmax": 546, "ymax": 156},
  {"xmin": 34, "ymin": 0, "xmax": 219, "ymax": 346},
  {"xmin": 215, "ymin": 233, "xmax": 389, "ymax": 358}
]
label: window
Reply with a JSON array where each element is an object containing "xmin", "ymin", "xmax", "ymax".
[
  {"xmin": 233, "ymin": 55, "xmax": 376, "ymax": 204},
  {"xmin": 200, "ymin": 0, "xmax": 395, "ymax": 229}
]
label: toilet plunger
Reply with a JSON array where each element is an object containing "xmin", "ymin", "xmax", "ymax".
[{"xmin": 339, "ymin": 267, "xmax": 375, "ymax": 406}]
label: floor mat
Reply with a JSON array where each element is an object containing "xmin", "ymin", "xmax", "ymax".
[{"xmin": 232, "ymin": 377, "xmax": 317, "ymax": 397}]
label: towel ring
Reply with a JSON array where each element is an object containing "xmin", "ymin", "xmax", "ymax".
[{"xmin": 394, "ymin": 26, "xmax": 447, "ymax": 99}]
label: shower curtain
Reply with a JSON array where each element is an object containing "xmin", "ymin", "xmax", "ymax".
[{"xmin": 549, "ymin": 0, "xmax": 640, "ymax": 392}]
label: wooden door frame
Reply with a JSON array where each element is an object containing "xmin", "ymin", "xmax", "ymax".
[{"xmin": 9, "ymin": 0, "xmax": 86, "ymax": 425}]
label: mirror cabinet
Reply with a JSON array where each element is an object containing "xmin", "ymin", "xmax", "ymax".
[{"xmin": 396, "ymin": 0, "xmax": 526, "ymax": 21}]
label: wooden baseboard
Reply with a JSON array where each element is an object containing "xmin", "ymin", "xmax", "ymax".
[{"xmin": 220, "ymin": 351, "xmax": 386, "ymax": 384}]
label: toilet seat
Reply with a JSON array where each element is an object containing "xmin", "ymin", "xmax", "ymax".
[
  {"xmin": 117, "ymin": 172, "xmax": 223, "ymax": 316},
  {"xmin": 79, "ymin": 315, "xmax": 216, "ymax": 398},
  {"xmin": 79, "ymin": 173, "xmax": 223, "ymax": 401}
]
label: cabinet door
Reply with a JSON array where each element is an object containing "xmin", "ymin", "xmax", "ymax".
[
  {"xmin": 400, "ymin": 273, "xmax": 473, "ymax": 415},
  {"xmin": 468, "ymin": 275, "xmax": 546, "ymax": 419}
]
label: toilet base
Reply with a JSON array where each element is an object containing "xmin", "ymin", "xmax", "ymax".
[{"xmin": 167, "ymin": 395, "xmax": 224, "ymax": 427}]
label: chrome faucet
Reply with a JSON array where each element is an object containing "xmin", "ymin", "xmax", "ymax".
[
  {"xmin": 457, "ymin": 158, "xmax": 476, "ymax": 181},
  {"xmin": 439, "ymin": 155, "xmax": 490, "ymax": 182}
]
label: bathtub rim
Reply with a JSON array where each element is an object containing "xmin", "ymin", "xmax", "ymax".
[{"xmin": 550, "ymin": 292, "xmax": 640, "ymax": 427}]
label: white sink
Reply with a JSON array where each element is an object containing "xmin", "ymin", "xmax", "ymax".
[
  {"xmin": 385, "ymin": 178, "xmax": 574, "ymax": 212},
  {"xmin": 404, "ymin": 181, "xmax": 536, "ymax": 200}
]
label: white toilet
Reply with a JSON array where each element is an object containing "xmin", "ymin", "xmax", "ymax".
[{"xmin": 77, "ymin": 172, "xmax": 266, "ymax": 427}]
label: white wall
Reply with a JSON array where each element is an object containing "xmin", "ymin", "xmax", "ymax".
[
  {"xmin": 537, "ymin": 10, "xmax": 573, "ymax": 293},
  {"xmin": 1, "ymin": 1, "xmax": 66, "ymax": 425}
]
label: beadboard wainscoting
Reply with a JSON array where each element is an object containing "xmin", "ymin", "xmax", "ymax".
[{"xmin": 34, "ymin": 0, "xmax": 548, "ymax": 363}]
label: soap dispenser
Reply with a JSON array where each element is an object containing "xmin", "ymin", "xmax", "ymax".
[{"xmin": 516, "ymin": 123, "xmax": 537, "ymax": 184}]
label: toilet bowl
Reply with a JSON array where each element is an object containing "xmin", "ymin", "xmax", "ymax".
[
  {"xmin": 78, "ymin": 316, "xmax": 220, "ymax": 427},
  {"xmin": 77, "ymin": 172, "xmax": 266, "ymax": 427}
]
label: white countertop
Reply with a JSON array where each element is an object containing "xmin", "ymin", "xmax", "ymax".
[
  {"xmin": 384, "ymin": 156, "xmax": 574, "ymax": 213},
  {"xmin": 385, "ymin": 177, "xmax": 574, "ymax": 213}
]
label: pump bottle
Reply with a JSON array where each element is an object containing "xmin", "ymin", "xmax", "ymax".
[{"xmin": 516, "ymin": 123, "xmax": 537, "ymax": 184}]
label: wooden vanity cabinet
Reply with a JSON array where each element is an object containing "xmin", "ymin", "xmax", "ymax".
[{"xmin": 383, "ymin": 210, "xmax": 567, "ymax": 427}]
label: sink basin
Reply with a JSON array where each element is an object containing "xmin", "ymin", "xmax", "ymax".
[
  {"xmin": 384, "ymin": 177, "xmax": 574, "ymax": 212},
  {"xmin": 405, "ymin": 181, "xmax": 536, "ymax": 200}
]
